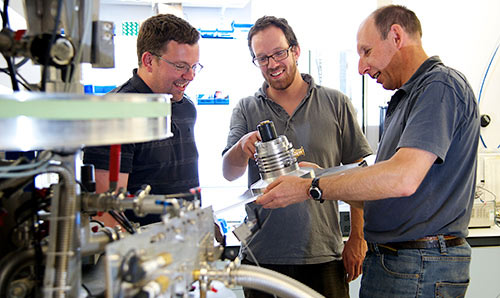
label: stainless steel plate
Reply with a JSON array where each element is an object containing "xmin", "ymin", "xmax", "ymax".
[{"xmin": 0, "ymin": 92, "xmax": 172, "ymax": 151}]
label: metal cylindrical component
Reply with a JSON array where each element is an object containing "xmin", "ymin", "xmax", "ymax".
[
  {"xmin": 232, "ymin": 265, "xmax": 324, "ymax": 298},
  {"xmin": 80, "ymin": 164, "xmax": 96, "ymax": 193},
  {"xmin": 257, "ymin": 120, "xmax": 277, "ymax": 142},
  {"xmin": 254, "ymin": 135, "xmax": 299, "ymax": 180},
  {"xmin": 200, "ymin": 265, "xmax": 324, "ymax": 298}
]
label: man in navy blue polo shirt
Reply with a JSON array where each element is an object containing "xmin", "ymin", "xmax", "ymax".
[
  {"xmin": 256, "ymin": 5, "xmax": 480, "ymax": 298},
  {"xmin": 84, "ymin": 14, "xmax": 202, "ymax": 226}
]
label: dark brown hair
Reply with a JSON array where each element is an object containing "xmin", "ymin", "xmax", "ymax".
[
  {"xmin": 137, "ymin": 14, "xmax": 200, "ymax": 65},
  {"xmin": 247, "ymin": 16, "xmax": 298, "ymax": 58},
  {"xmin": 372, "ymin": 5, "xmax": 422, "ymax": 39}
]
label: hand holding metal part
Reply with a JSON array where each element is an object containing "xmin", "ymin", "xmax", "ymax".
[{"xmin": 215, "ymin": 120, "xmax": 365, "ymax": 213}]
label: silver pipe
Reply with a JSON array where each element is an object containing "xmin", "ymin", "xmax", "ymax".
[
  {"xmin": 201, "ymin": 265, "xmax": 324, "ymax": 298},
  {"xmin": 231, "ymin": 265, "xmax": 325, "ymax": 298},
  {"xmin": 81, "ymin": 192, "xmax": 181, "ymax": 215},
  {"xmin": 43, "ymin": 164, "xmax": 78, "ymax": 298},
  {"xmin": 80, "ymin": 231, "xmax": 114, "ymax": 256}
]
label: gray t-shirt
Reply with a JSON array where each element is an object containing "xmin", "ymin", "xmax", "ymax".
[
  {"xmin": 223, "ymin": 74, "xmax": 372, "ymax": 264},
  {"xmin": 364, "ymin": 56, "xmax": 480, "ymax": 243}
]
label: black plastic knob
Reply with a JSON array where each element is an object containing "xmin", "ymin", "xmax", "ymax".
[
  {"xmin": 480, "ymin": 114, "xmax": 491, "ymax": 128},
  {"xmin": 257, "ymin": 120, "xmax": 278, "ymax": 142}
]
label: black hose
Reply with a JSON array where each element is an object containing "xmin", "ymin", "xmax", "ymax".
[
  {"xmin": 2, "ymin": 0, "xmax": 10, "ymax": 29},
  {"xmin": 3, "ymin": 53, "xmax": 19, "ymax": 90}
]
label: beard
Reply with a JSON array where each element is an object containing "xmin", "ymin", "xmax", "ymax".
[{"xmin": 265, "ymin": 62, "xmax": 297, "ymax": 91}]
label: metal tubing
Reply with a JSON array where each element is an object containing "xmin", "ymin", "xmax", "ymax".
[
  {"xmin": 202, "ymin": 264, "xmax": 324, "ymax": 298},
  {"xmin": 43, "ymin": 164, "xmax": 78, "ymax": 297},
  {"xmin": 231, "ymin": 265, "xmax": 324, "ymax": 298}
]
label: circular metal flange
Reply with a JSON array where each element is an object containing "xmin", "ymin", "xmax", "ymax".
[{"xmin": 0, "ymin": 92, "xmax": 172, "ymax": 151}]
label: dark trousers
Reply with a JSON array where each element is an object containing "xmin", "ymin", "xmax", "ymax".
[{"xmin": 241, "ymin": 259, "xmax": 349, "ymax": 298}]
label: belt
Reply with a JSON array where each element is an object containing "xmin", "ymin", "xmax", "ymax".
[{"xmin": 368, "ymin": 236, "xmax": 466, "ymax": 255}]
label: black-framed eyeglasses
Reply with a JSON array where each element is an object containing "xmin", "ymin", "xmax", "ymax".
[
  {"xmin": 154, "ymin": 54, "xmax": 203, "ymax": 74},
  {"xmin": 252, "ymin": 46, "xmax": 293, "ymax": 67}
]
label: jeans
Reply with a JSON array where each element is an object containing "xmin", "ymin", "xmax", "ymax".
[
  {"xmin": 241, "ymin": 259, "xmax": 349, "ymax": 298},
  {"xmin": 360, "ymin": 242, "xmax": 471, "ymax": 298}
]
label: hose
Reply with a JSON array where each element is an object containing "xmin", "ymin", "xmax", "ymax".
[
  {"xmin": 231, "ymin": 265, "xmax": 325, "ymax": 298},
  {"xmin": 199, "ymin": 264, "xmax": 325, "ymax": 298}
]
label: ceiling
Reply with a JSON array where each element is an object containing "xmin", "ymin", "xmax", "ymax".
[{"xmin": 101, "ymin": 0, "xmax": 251, "ymax": 8}]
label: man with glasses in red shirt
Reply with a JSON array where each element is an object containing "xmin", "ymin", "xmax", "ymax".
[
  {"xmin": 84, "ymin": 14, "xmax": 202, "ymax": 226},
  {"xmin": 222, "ymin": 16, "xmax": 372, "ymax": 298}
]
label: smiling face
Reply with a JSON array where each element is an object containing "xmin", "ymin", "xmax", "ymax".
[
  {"xmin": 148, "ymin": 40, "xmax": 200, "ymax": 101},
  {"xmin": 250, "ymin": 26, "xmax": 299, "ymax": 91},
  {"xmin": 357, "ymin": 17, "xmax": 401, "ymax": 90}
]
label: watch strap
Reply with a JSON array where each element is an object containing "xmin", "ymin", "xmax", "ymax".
[{"xmin": 310, "ymin": 177, "xmax": 324, "ymax": 203}]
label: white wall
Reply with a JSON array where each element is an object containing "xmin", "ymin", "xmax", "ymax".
[
  {"xmin": 8, "ymin": 0, "xmax": 498, "ymax": 185},
  {"xmin": 394, "ymin": 0, "xmax": 500, "ymax": 151},
  {"xmin": 82, "ymin": 4, "xmax": 155, "ymax": 87}
]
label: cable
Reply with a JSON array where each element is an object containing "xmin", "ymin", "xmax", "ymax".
[
  {"xmin": 0, "ymin": 57, "xmax": 29, "ymax": 72},
  {"xmin": 0, "ymin": 164, "xmax": 50, "ymax": 178},
  {"xmin": 0, "ymin": 57, "xmax": 34, "ymax": 90},
  {"xmin": 478, "ymin": 42, "xmax": 499, "ymax": 105},
  {"xmin": 477, "ymin": 37, "xmax": 500, "ymax": 149},
  {"xmin": 90, "ymin": 219, "xmax": 105, "ymax": 228},
  {"xmin": 1, "ymin": 0, "xmax": 20, "ymax": 91},
  {"xmin": 0, "ymin": 151, "xmax": 52, "ymax": 172},
  {"xmin": 240, "ymin": 239, "xmax": 260, "ymax": 267},
  {"xmin": 243, "ymin": 206, "xmax": 274, "ymax": 247},
  {"xmin": 476, "ymin": 184, "xmax": 497, "ymax": 203},
  {"xmin": 0, "ymin": 68, "xmax": 32, "ymax": 91},
  {"xmin": 3, "ymin": 54, "xmax": 19, "ymax": 91},
  {"xmin": 240, "ymin": 238, "xmax": 278, "ymax": 298},
  {"xmin": 81, "ymin": 283, "xmax": 94, "ymax": 297},
  {"xmin": 2, "ymin": 0, "xmax": 10, "ymax": 28},
  {"xmin": 108, "ymin": 210, "xmax": 136, "ymax": 234}
]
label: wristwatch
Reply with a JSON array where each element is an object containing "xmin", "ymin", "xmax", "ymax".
[{"xmin": 308, "ymin": 177, "xmax": 324, "ymax": 203}]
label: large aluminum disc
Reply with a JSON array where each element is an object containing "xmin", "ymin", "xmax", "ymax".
[{"xmin": 0, "ymin": 92, "xmax": 172, "ymax": 151}]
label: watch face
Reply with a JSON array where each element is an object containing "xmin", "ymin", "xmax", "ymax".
[{"xmin": 310, "ymin": 187, "xmax": 321, "ymax": 200}]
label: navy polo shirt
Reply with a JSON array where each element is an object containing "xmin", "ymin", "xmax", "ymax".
[
  {"xmin": 83, "ymin": 69, "xmax": 199, "ymax": 225},
  {"xmin": 364, "ymin": 56, "xmax": 480, "ymax": 243}
]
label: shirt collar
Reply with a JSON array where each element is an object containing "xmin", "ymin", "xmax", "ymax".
[
  {"xmin": 132, "ymin": 68, "xmax": 187, "ymax": 104},
  {"xmin": 131, "ymin": 68, "xmax": 154, "ymax": 93},
  {"xmin": 386, "ymin": 56, "xmax": 443, "ymax": 116},
  {"xmin": 399, "ymin": 56, "xmax": 443, "ymax": 94}
]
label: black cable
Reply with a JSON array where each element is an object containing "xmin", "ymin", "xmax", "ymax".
[
  {"xmin": 0, "ymin": 57, "xmax": 30, "ymax": 72},
  {"xmin": 2, "ymin": 0, "xmax": 10, "ymax": 29},
  {"xmin": 40, "ymin": 0, "xmax": 63, "ymax": 91},
  {"xmin": 115, "ymin": 211, "xmax": 137, "ymax": 234},
  {"xmin": 0, "ymin": 68, "xmax": 31, "ymax": 90},
  {"xmin": 1, "ymin": 0, "xmax": 19, "ymax": 91},
  {"xmin": 90, "ymin": 219, "xmax": 105, "ymax": 228},
  {"xmin": 108, "ymin": 210, "xmax": 136, "ymax": 234},
  {"xmin": 81, "ymin": 283, "xmax": 95, "ymax": 298},
  {"xmin": 14, "ymin": 71, "xmax": 33, "ymax": 91},
  {"xmin": 3, "ymin": 53, "xmax": 19, "ymax": 91}
]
